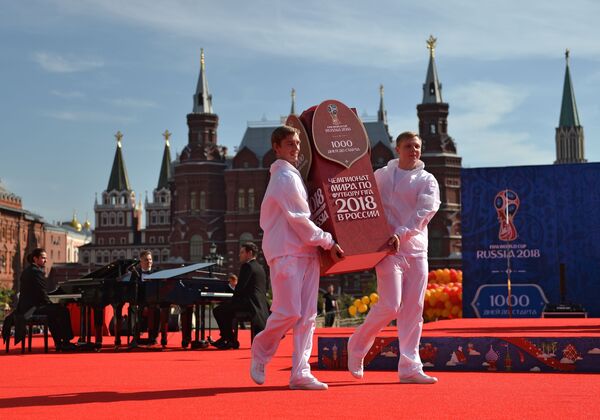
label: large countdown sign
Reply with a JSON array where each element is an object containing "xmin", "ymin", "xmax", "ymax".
[{"xmin": 297, "ymin": 99, "xmax": 391, "ymax": 275}]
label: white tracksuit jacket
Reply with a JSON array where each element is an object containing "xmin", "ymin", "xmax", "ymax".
[
  {"xmin": 374, "ymin": 158, "xmax": 440, "ymax": 257},
  {"xmin": 260, "ymin": 159, "xmax": 334, "ymax": 262}
]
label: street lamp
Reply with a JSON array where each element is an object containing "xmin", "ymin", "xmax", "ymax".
[{"xmin": 204, "ymin": 242, "xmax": 223, "ymax": 274}]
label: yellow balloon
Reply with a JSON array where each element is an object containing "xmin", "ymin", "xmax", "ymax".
[
  {"xmin": 369, "ymin": 293, "xmax": 379, "ymax": 303},
  {"xmin": 361, "ymin": 296, "xmax": 370, "ymax": 305},
  {"xmin": 353, "ymin": 299, "xmax": 362, "ymax": 308},
  {"xmin": 358, "ymin": 303, "xmax": 368, "ymax": 313},
  {"xmin": 348, "ymin": 305, "xmax": 357, "ymax": 316}
]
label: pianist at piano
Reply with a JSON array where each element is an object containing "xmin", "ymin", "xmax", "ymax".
[
  {"xmin": 129, "ymin": 250, "xmax": 169, "ymax": 348},
  {"xmin": 211, "ymin": 242, "xmax": 269, "ymax": 350},
  {"xmin": 17, "ymin": 248, "xmax": 76, "ymax": 351}
]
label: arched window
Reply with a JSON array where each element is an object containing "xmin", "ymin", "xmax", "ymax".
[
  {"xmin": 190, "ymin": 192, "xmax": 197, "ymax": 210},
  {"xmin": 117, "ymin": 212, "xmax": 124, "ymax": 225},
  {"xmin": 248, "ymin": 188, "xmax": 255, "ymax": 210},
  {"xmin": 238, "ymin": 189, "xmax": 245, "ymax": 210},
  {"xmin": 159, "ymin": 211, "xmax": 165, "ymax": 224},
  {"xmin": 110, "ymin": 212, "xmax": 116, "ymax": 225},
  {"xmin": 151, "ymin": 211, "xmax": 157, "ymax": 224},
  {"xmin": 190, "ymin": 235, "xmax": 203, "ymax": 262},
  {"xmin": 120, "ymin": 195, "xmax": 126, "ymax": 205},
  {"xmin": 199, "ymin": 191, "xmax": 206, "ymax": 210},
  {"xmin": 101, "ymin": 214, "xmax": 108, "ymax": 226}
]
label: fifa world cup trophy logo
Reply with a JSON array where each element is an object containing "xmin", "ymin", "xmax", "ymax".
[
  {"xmin": 327, "ymin": 103, "xmax": 340, "ymax": 125},
  {"xmin": 494, "ymin": 189, "xmax": 520, "ymax": 241}
]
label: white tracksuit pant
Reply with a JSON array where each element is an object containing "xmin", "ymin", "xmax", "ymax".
[
  {"xmin": 251, "ymin": 255, "xmax": 320, "ymax": 383},
  {"xmin": 348, "ymin": 254, "xmax": 428, "ymax": 377}
]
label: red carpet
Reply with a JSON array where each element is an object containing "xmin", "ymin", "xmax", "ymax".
[{"xmin": 2, "ymin": 327, "xmax": 599, "ymax": 419}]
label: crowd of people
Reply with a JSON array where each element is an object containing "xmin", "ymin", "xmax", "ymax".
[{"xmin": 4, "ymin": 127, "xmax": 440, "ymax": 390}]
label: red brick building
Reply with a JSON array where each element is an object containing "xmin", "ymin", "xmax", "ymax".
[
  {"xmin": 169, "ymin": 50, "xmax": 228, "ymax": 264},
  {"xmin": 78, "ymin": 129, "xmax": 171, "ymax": 266},
  {"xmin": 0, "ymin": 180, "xmax": 45, "ymax": 290},
  {"xmin": 417, "ymin": 36, "xmax": 463, "ymax": 269}
]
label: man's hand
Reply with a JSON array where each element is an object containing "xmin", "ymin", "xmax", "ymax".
[
  {"xmin": 330, "ymin": 243, "xmax": 345, "ymax": 262},
  {"xmin": 388, "ymin": 234, "xmax": 400, "ymax": 254}
]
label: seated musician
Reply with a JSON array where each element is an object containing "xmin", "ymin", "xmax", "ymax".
[
  {"xmin": 211, "ymin": 242, "xmax": 269, "ymax": 349},
  {"xmin": 17, "ymin": 248, "xmax": 76, "ymax": 352},
  {"xmin": 124, "ymin": 250, "xmax": 168, "ymax": 348}
]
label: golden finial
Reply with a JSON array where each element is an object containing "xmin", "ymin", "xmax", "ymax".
[
  {"xmin": 201, "ymin": 48, "xmax": 205, "ymax": 70},
  {"xmin": 115, "ymin": 130, "xmax": 123, "ymax": 147},
  {"xmin": 71, "ymin": 211, "xmax": 82, "ymax": 232},
  {"xmin": 83, "ymin": 213, "xmax": 91, "ymax": 230},
  {"xmin": 162, "ymin": 129, "xmax": 171, "ymax": 146},
  {"xmin": 426, "ymin": 35, "xmax": 437, "ymax": 58},
  {"xmin": 565, "ymin": 48, "xmax": 570, "ymax": 63}
]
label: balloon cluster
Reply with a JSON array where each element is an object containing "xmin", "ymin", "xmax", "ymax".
[
  {"xmin": 424, "ymin": 268, "xmax": 463, "ymax": 322},
  {"xmin": 348, "ymin": 292, "xmax": 379, "ymax": 316}
]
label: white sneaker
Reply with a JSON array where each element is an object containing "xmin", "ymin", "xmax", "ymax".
[
  {"xmin": 289, "ymin": 377, "xmax": 328, "ymax": 390},
  {"xmin": 347, "ymin": 336, "xmax": 364, "ymax": 379},
  {"xmin": 399, "ymin": 372, "xmax": 438, "ymax": 384},
  {"xmin": 250, "ymin": 359, "xmax": 265, "ymax": 385}
]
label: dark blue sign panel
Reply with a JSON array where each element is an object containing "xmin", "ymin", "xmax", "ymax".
[{"xmin": 461, "ymin": 163, "xmax": 600, "ymax": 318}]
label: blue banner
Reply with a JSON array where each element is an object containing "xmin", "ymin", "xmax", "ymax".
[{"xmin": 461, "ymin": 163, "xmax": 600, "ymax": 317}]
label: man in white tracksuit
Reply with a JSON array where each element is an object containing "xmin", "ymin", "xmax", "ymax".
[
  {"xmin": 250, "ymin": 125, "xmax": 344, "ymax": 390},
  {"xmin": 348, "ymin": 131, "xmax": 441, "ymax": 384}
]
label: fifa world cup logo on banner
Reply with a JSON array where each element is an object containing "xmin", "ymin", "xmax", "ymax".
[
  {"xmin": 327, "ymin": 103, "xmax": 340, "ymax": 125},
  {"xmin": 494, "ymin": 189, "xmax": 520, "ymax": 241}
]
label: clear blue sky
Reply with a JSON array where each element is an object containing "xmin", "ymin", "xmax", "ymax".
[{"xmin": 1, "ymin": 1, "xmax": 599, "ymax": 227}]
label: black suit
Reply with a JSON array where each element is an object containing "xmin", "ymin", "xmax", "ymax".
[
  {"xmin": 17, "ymin": 264, "xmax": 74, "ymax": 347},
  {"xmin": 213, "ymin": 259, "xmax": 269, "ymax": 341}
]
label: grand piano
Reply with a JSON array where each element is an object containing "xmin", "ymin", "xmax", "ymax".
[{"xmin": 49, "ymin": 260, "xmax": 233, "ymax": 350}]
